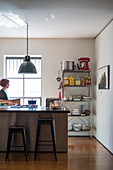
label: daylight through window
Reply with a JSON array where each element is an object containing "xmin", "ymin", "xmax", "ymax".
[{"xmin": 5, "ymin": 56, "xmax": 42, "ymax": 106}]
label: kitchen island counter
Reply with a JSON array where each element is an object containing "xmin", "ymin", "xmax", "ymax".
[
  {"xmin": 0, "ymin": 105, "xmax": 69, "ymax": 113},
  {"xmin": 0, "ymin": 106, "xmax": 70, "ymax": 152}
]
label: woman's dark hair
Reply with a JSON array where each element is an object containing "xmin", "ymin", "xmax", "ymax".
[{"xmin": 0, "ymin": 79, "xmax": 9, "ymax": 87}]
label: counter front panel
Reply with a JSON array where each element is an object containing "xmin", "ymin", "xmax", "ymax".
[{"xmin": 0, "ymin": 106, "xmax": 69, "ymax": 152}]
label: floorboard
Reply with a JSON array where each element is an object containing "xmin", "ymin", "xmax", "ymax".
[{"xmin": 0, "ymin": 137, "xmax": 113, "ymax": 170}]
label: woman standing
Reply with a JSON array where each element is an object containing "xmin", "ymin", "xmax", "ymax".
[{"xmin": 0, "ymin": 79, "xmax": 14, "ymax": 105}]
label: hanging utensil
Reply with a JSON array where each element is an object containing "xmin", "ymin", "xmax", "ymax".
[{"xmin": 56, "ymin": 70, "xmax": 61, "ymax": 82}]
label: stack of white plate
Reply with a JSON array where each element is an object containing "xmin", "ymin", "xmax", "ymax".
[{"xmin": 71, "ymin": 109, "xmax": 80, "ymax": 115}]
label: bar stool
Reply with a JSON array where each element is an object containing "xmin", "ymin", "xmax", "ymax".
[
  {"xmin": 5, "ymin": 125, "xmax": 28, "ymax": 161},
  {"xmin": 34, "ymin": 117, "xmax": 57, "ymax": 161}
]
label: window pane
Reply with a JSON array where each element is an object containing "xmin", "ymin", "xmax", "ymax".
[
  {"xmin": 24, "ymin": 79, "xmax": 41, "ymax": 97},
  {"xmin": 6, "ymin": 56, "xmax": 42, "ymax": 105},
  {"xmin": 24, "ymin": 59, "xmax": 41, "ymax": 78},
  {"xmin": 7, "ymin": 79, "xmax": 23, "ymax": 98},
  {"xmin": 6, "ymin": 59, "xmax": 23, "ymax": 78}
]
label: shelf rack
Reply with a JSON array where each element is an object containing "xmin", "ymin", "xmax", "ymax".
[{"xmin": 61, "ymin": 69, "xmax": 92, "ymax": 138}]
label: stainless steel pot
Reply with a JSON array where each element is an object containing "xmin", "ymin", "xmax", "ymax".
[{"xmin": 61, "ymin": 61, "xmax": 74, "ymax": 70}]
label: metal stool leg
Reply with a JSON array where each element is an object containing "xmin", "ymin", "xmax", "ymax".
[
  {"xmin": 5, "ymin": 129, "xmax": 13, "ymax": 161},
  {"xmin": 5, "ymin": 126, "xmax": 29, "ymax": 161},
  {"xmin": 22, "ymin": 129, "xmax": 29, "ymax": 161},
  {"xmin": 51, "ymin": 119, "xmax": 57, "ymax": 161},
  {"xmin": 34, "ymin": 121, "xmax": 41, "ymax": 161}
]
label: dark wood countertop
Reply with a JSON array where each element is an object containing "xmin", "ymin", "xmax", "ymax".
[{"xmin": 0, "ymin": 106, "xmax": 70, "ymax": 113}]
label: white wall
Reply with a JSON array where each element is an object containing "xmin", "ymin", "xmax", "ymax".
[
  {"xmin": 0, "ymin": 38, "xmax": 95, "ymax": 105},
  {"xmin": 95, "ymin": 21, "xmax": 113, "ymax": 153}
]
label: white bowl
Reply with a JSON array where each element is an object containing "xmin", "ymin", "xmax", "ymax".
[
  {"xmin": 72, "ymin": 123, "xmax": 82, "ymax": 131},
  {"xmin": 68, "ymin": 122, "xmax": 72, "ymax": 131}
]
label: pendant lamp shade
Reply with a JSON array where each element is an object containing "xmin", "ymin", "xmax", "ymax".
[
  {"xmin": 18, "ymin": 22, "xmax": 37, "ymax": 74},
  {"xmin": 18, "ymin": 55, "xmax": 37, "ymax": 73}
]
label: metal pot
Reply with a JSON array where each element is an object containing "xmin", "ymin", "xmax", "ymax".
[{"xmin": 61, "ymin": 61, "xmax": 74, "ymax": 70}]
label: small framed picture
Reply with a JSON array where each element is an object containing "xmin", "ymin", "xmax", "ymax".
[{"xmin": 98, "ymin": 65, "xmax": 110, "ymax": 89}]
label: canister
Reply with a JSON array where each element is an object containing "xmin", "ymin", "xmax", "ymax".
[
  {"xmin": 88, "ymin": 77, "xmax": 91, "ymax": 86},
  {"xmin": 85, "ymin": 77, "xmax": 91, "ymax": 86},
  {"xmin": 81, "ymin": 77, "xmax": 85, "ymax": 86},
  {"xmin": 75, "ymin": 76, "xmax": 81, "ymax": 85},
  {"xmin": 63, "ymin": 77, "xmax": 69, "ymax": 86},
  {"xmin": 69, "ymin": 96, "xmax": 72, "ymax": 101},
  {"xmin": 69, "ymin": 77, "xmax": 75, "ymax": 85}
]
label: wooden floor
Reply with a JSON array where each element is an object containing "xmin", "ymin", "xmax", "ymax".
[{"xmin": 0, "ymin": 137, "xmax": 113, "ymax": 170}]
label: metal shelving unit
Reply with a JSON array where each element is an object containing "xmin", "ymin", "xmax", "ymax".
[{"xmin": 61, "ymin": 70, "xmax": 92, "ymax": 138}]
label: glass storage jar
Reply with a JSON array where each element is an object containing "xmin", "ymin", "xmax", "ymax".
[
  {"xmin": 63, "ymin": 77, "xmax": 69, "ymax": 86},
  {"xmin": 75, "ymin": 76, "xmax": 81, "ymax": 85},
  {"xmin": 69, "ymin": 76, "xmax": 75, "ymax": 85}
]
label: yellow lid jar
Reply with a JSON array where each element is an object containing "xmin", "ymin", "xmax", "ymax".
[{"xmin": 69, "ymin": 77, "xmax": 75, "ymax": 85}]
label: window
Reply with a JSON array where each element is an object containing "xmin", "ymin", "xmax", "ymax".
[{"xmin": 5, "ymin": 56, "xmax": 42, "ymax": 106}]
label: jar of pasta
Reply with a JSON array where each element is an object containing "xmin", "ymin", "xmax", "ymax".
[
  {"xmin": 69, "ymin": 77, "xmax": 75, "ymax": 85},
  {"xmin": 75, "ymin": 76, "xmax": 81, "ymax": 85},
  {"xmin": 63, "ymin": 77, "xmax": 69, "ymax": 86}
]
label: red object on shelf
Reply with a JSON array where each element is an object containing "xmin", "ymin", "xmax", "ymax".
[
  {"xmin": 59, "ymin": 91, "xmax": 62, "ymax": 100},
  {"xmin": 78, "ymin": 57, "xmax": 90, "ymax": 70},
  {"xmin": 58, "ymin": 83, "xmax": 61, "ymax": 89}
]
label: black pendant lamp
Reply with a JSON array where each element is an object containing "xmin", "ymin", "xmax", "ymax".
[{"xmin": 18, "ymin": 22, "xmax": 37, "ymax": 74}]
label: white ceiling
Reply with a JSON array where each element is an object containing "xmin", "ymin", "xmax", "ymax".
[{"xmin": 0, "ymin": 0, "xmax": 113, "ymax": 38}]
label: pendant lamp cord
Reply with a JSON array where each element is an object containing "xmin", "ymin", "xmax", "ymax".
[{"xmin": 25, "ymin": 21, "xmax": 29, "ymax": 56}]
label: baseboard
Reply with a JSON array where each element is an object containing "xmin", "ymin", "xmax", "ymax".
[{"xmin": 93, "ymin": 136, "xmax": 113, "ymax": 155}]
